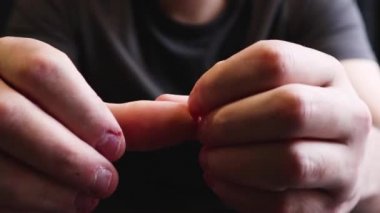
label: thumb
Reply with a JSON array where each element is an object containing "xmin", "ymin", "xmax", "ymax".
[{"xmin": 107, "ymin": 100, "xmax": 197, "ymax": 151}]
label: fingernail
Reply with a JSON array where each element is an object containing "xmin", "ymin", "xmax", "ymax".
[
  {"xmin": 94, "ymin": 167, "xmax": 112, "ymax": 196},
  {"xmin": 96, "ymin": 131, "xmax": 123, "ymax": 159},
  {"xmin": 75, "ymin": 194, "xmax": 99, "ymax": 213}
]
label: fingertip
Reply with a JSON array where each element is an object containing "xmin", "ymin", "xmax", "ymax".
[
  {"xmin": 189, "ymin": 60, "xmax": 229, "ymax": 117},
  {"xmin": 106, "ymin": 167, "xmax": 119, "ymax": 198},
  {"xmin": 115, "ymin": 135, "xmax": 126, "ymax": 160},
  {"xmin": 95, "ymin": 129, "xmax": 126, "ymax": 162},
  {"xmin": 189, "ymin": 86, "xmax": 205, "ymax": 118},
  {"xmin": 91, "ymin": 166, "xmax": 119, "ymax": 198}
]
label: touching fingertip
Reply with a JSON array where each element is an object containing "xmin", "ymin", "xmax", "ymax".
[{"xmin": 188, "ymin": 95, "xmax": 203, "ymax": 118}]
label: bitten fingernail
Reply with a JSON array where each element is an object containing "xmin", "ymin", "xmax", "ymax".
[
  {"xmin": 94, "ymin": 167, "xmax": 112, "ymax": 196},
  {"xmin": 96, "ymin": 131, "xmax": 123, "ymax": 159}
]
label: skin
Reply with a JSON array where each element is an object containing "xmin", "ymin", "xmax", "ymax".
[
  {"xmin": 0, "ymin": 37, "xmax": 196, "ymax": 212},
  {"xmin": 187, "ymin": 40, "xmax": 380, "ymax": 212},
  {"xmin": 1, "ymin": 0, "xmax": 380, "ymax": 212},
  {"xmin": 160, "ymin": 1, "xmax": 380, "ymax": 211}
]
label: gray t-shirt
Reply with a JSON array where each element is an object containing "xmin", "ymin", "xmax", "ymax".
[{"xmin": 6, "ymin": 0, "xmax": 375, "ymax": 211}]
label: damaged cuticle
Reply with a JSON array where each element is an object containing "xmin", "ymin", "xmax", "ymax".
[{"xmin": 96, "ymin": 130, "xmax": 124, "ymax": 159}]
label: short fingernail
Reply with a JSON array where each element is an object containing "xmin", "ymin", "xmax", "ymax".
[
  {"xmin": 96, "ymin": 130, "xmax": 123, "ymax": 159},
  {"xmin": 75, "ymin": 194, "xmax": 99, "ymax": 213},
  {"xmin": 94, "ymin": 167, "xmax": 112, "ymax": 196}
]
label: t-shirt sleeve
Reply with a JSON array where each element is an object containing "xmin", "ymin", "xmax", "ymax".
[
  {"xmin": 287, "ymin": 0, "xmax": 376, "ymax": 61},
  {"xmin": 6, "ymin": 0, "xmax": 79, "ymax": 63}
]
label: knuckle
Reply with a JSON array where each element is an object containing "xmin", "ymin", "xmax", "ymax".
[
  {"xmin": 201, "ymin": 60, "xmax": 226, "ymax": 90},
  {"xmin": 275, "ymin": 85, "xmax": 309, "ymax": 131},
  {"xmin": 255, "ymin": 40, "xmax": 292, "ymax": 83},
  {"xmin": 0, "ymin": 36, "xmax": 16, "ymax": 46},
  {"xmin": 155, "ymin": 94, "xmax": 169, "ymax": 101},
  {"xmin": 213, "ymin": 60, "xmax": 226, "ymax": 68},
  {"xmin": 351, "ymin": 100, "xmax": 371, "ymax": 139},
  {"xmin": 212, "ymin": 60, "xmax": 226, "ymax": 70},
  {"xmin": 328, "ymin": 54, "xmax": 345, "ymax": 73},
  {"xmin": 0, "ymin": 95, "xmax": 17, "ymax": 121},
  {"xmin": 284, "ymin": 144, "xmax": 317, "ymax": 186},
  {"xmin": 21, "ymin": 51, "xmax": 60, "ymax": 81},
  {"xmin": 17, "ymin": 48, "xmax": 68, "ymax": 84},
  {"xmin": 199, "ymin": 60, "xmax": 226, "ymax": 88}
]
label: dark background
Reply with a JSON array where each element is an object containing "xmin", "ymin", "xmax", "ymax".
[
  {"xmin": 357, "ymin": 0, "xmax": 379, "ymax": 59},
  {"xmin": 0, "ymin": 0, "xmax": 13, "ymax": 35},
  {"xmin": 0, "ymin": 0, "xmax": 379, "ymax": 59}
]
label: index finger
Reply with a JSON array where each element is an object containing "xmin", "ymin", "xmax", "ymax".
[
  {"xmin": 189, "ymin": 40, "xmax": 342, "ymax": 116},
  {"xmin": 0, "ymin": 37, "xmax": 125, "ymax": 161},
  {"xmin": 108, "ymin": 100, "xmax": 197, "ymax": 151}
]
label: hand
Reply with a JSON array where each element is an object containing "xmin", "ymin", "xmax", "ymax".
[
  {"xmin": 0, "ymin": 37, "xmax": 125, "ymax": 212},
  {"xmin": 0, "ymin": 37, "xmax": 196, "ymax": 212},
  {"xmin": 189, "ymin": 40, "xmax": 371, "ymax": 212}
]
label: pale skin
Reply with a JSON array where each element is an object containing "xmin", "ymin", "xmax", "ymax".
[
  {"xmin": 0, "ymin": 37, "xmax": 197, "ymax": 212},
  {"xmin": 189, "ymin": 42, "xmax": 380, "ymax": 212},
  {"xmin": 1, "ymin": 0, "xmax": 380, "ymax": 212}
]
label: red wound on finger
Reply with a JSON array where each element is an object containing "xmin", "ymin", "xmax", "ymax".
[{"xmin": 95, "ymin": 130, "xmax": 124, "ymax": 161}]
